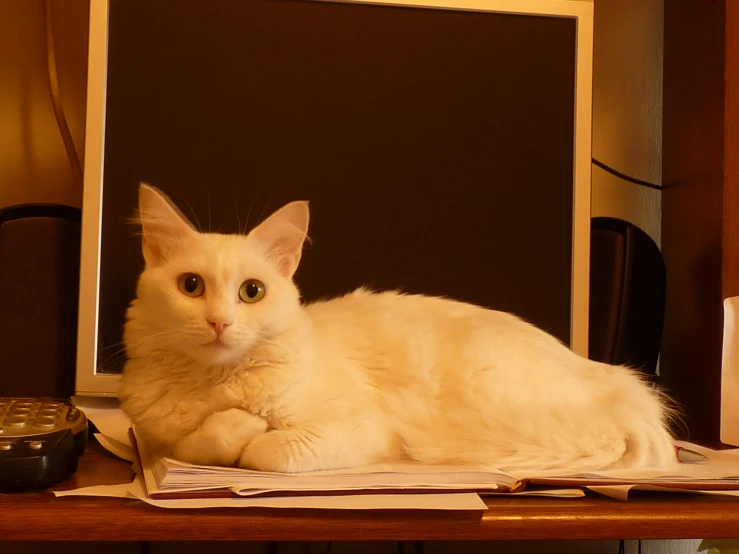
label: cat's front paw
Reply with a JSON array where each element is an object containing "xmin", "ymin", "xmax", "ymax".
[
  {"xmin": 238, "ymin": 430, "xmax": 313, "ymax": 473},
  {"xmin": 173, "ymin": 408, "xmax": 268, "ymax": 466}
]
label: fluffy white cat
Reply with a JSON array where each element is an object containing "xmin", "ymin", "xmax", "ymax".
[{"xmin": 119, "ymin": 183, "xmax": 678, "ymax": 474}]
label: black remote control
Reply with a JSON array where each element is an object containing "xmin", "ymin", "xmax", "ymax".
[{"xmin": 0, "ymin": 397, "xmax": 88, "ymax": 492}]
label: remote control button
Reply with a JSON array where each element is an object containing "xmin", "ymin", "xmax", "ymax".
[
  {"xmin": 65, "ymin": 407, "xmax": 81, "ymax": 422},
  {"xmin": 37, "ymin": 408, "xmax": 59, "ymax": 417},
  {"xmin": 26, "ymin": 440, "xmax": 44, "ymax": 450},
  {"xmin": 0, "ymin": 441, "xmax": 13, "ymax": 451},
  {"xmin": 9, "ymin": 408, "xmax": 31, "ymax": 416},
  {"xmin": 13, "ymin": 402, "xmax": 36, "ymax": 409},
  {"xmin": 41, "ymin": 401, "xmax": 63, "ymax": 408},
  {"xmin": 4, "ymin": 416, "xmax": 28, "ymax": 428},
  {"xmin": 33, "ymin": 417, "xmax": 57, "ymax": 429}
]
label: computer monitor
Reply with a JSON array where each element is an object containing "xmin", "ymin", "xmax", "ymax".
[{"xmin": 76, "ymin": 0, "xmax": 594, "ymax": 397}]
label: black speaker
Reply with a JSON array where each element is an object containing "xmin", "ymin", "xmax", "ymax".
[
  {"xmin": 0, "ymin": 204, "xmax": 81, "ymax": 397},
  {"xmin": 589, "ymin": 217, "xmax": 666, "ymax": 375}
]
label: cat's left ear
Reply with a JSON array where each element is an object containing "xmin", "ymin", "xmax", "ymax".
[
  {"xmin": 138, "ymin": 183, "xmax": 197, "ymax": 266},
  {"xmin": 251, "ymin": 201, "xmax": 310, "ymax": 278}
]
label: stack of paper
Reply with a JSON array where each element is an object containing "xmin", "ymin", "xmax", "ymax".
[
  {"xmin": 136, "ymin": 428, "xmax": 523, "ymax": 499},
  {"xmin": 137, "ymin": 430, "xmax": 739, "ymax": 499}
]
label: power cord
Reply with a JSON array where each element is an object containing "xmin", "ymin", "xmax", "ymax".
[
  {"xmin": 592, "ymin": 158, "xmax": 663, "ymax": 191},
  {"xmin": 43, "ymin": 0, "xmax": 84, "ymax": 192}
]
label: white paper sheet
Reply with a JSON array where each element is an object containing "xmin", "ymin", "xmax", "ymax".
[
  {"xmin": 140, "ymin": 491, "xmax": 489, "ymax": 510},
  {"xmin": 73, "ymin": 396, "xmax": 132, "ymax": 446},
  {"xmin": 94, "ymin": 433, "xmax": 136, "ymax": 462},
  {"xmin": 480, "ymin": 488, "xmax": 585, "ymax": 498},
  {"xmin": 588, "ymin": 484, "xmax": 739, "ymax": 501},
  {"xmin": 518, "ymin": 440, "xmax": 739, "ymax": 484},
  {"xmin": 722, "ymin": 297, "xmax": 739, "ymax": 447},
  {"xmin": 53, "ymin": 474, "xmax": 489, "ymax": 510}
]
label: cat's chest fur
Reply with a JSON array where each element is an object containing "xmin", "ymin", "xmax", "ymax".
[{"xmin": 226, "ymin": 365, "xmax": 298, "ymax": 424}]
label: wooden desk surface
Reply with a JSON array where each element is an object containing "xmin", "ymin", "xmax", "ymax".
[{"xmin": 2, "ymin": 442, "xmax": 739, "ymax": 542}]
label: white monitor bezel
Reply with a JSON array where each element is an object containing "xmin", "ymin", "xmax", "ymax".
[{"xmin": 76, "ymin": 0, "xmax": 593, "ymax": 397}]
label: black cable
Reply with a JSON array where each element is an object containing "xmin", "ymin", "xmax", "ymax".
[
  {"xmin": 638, "ymin": 539, "xmax": 643, "ymax": 554},
  {"xmin": 618, "ymin": 539, "xmax": 625, "ymax": 554},
  {"xmin": 592, "ymin": 158, "xmax": 664, "ymax": 191},
  {"xmin": 326, "ymin": 542, "xmax": 333, "ymax": 554},
  {"xmin": 269, "ymin": 541, "xmax": 279, "ymax": 554},
  {"xmin": 140, "ymin": 542, "xmax": 151, "ymax": 554}
]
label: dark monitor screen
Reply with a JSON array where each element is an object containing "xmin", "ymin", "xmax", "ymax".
[{"xmin": 96, "ymin": 0, "xmax": 577, "ymax": 374}]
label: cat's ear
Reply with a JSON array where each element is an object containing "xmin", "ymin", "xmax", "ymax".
[
  {"xmin": 137, "ymin": 183, "xmax": 197, "ymax": 266},
  {"xmin": 251, "ymin": 201, "xmax": 310, "ymax": 278}
]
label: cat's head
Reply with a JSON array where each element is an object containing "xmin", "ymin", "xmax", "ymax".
[{"xmin": 125, "ymin": 183, "xmax": 309, "ymax": 367}]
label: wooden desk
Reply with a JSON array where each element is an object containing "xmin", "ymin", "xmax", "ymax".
[{"xmin": 2, "ymin": 443, "xmax": 739, "ymax": 542}]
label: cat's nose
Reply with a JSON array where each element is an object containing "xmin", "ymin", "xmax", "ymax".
[{"xmin": 207, "ymin": 318, "xmax": 232, "ymax": 335}]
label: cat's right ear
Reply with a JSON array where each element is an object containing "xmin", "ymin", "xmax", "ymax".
[
  {"xmin": 137, "ymin": 183, "xmax": 197, "ymax": 266},
  {"xmin": 251, "ymin": 201, "xmax": 310, "ymax": 279}
]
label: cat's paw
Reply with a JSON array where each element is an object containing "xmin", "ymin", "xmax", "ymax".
[
  {"xmin": 238, "ymin": 430, "xmax": 312, "ymax": 473},
  {"xmin": 173, "ymin": 409, "xmax": 268, "ymax": 466}
]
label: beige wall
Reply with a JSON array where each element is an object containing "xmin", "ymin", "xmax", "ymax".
[
  {"xmin": 0, "ymin": 0, "xmax": 88, "ymax": 209},
  {"xmin": 591, "ymin": 0, "xmax": 664, "ymax": 246}
]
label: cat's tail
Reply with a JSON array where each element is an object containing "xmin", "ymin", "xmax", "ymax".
[
  {"xmin": 403, "ymin": 417, "xmax": 676, "ymax": 475},
  {"xmin": 399, "ymin": 368, "xmax": 679, "ymax": 475},
  {"xmin": 404, "ymin": 419, "xmax": 678, "ymax": 476}
]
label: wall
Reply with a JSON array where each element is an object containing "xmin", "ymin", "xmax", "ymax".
[
  {"xmin": 1, "ymin": 1, "xmax": 701, "ymax": 554},
  {"xmin": 591, "ymin": 0, "xmax": 663, "ymax": 245},
  {"xmin": 0, "ymin": 0, "xmax": 87, "ymax": 209}
]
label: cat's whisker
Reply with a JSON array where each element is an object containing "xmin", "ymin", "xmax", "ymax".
[
  {"xmin": 206, "ymin": 186, "xmax": 212, "ymax": 233},
  {"xmin": 100, "ymin": 348, "xmax": 128, "ymax": 363},
  {"xmin": 216, "ymin": 214, "xmax": 234, "ymax": 233},
  {"xmin": 244, "ymin": 181, "xmax": 267, "ymax": 234},
  {"xmin": 178, "ymin": 194, "xmax": 203, "ymax": 233},
  {"xmin": 255, "ymin": 186, "xmax": 277, "ymax": 226},
  {"xmin": 97, "ymin": 340, "xmax": 128, "ymax": 359},
  {"xmin": 233, "ymin": 195, "xmax": 242, "ymax": 236}
]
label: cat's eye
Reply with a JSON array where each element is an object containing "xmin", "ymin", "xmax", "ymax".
[
  {"xmin": 177, "ymin": 273, "xmax": 205, "ymax": 297},
  {"xmin": 239, "ymin": 279, "xmax": 266, "ymax": 303}
]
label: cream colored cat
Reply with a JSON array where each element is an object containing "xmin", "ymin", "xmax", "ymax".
[{"xmin": 119, "ymin": 183, "xmax": 677, "ymax": 474}]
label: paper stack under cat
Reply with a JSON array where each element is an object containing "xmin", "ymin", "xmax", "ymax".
[{"xmin": 132, "ymin": 426, "xmax": 739, "ymax": 502}]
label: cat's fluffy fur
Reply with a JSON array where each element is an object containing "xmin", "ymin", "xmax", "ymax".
[{"xmin": 119, "ymin": 184, "xmax": 678, "ymax": 474}]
